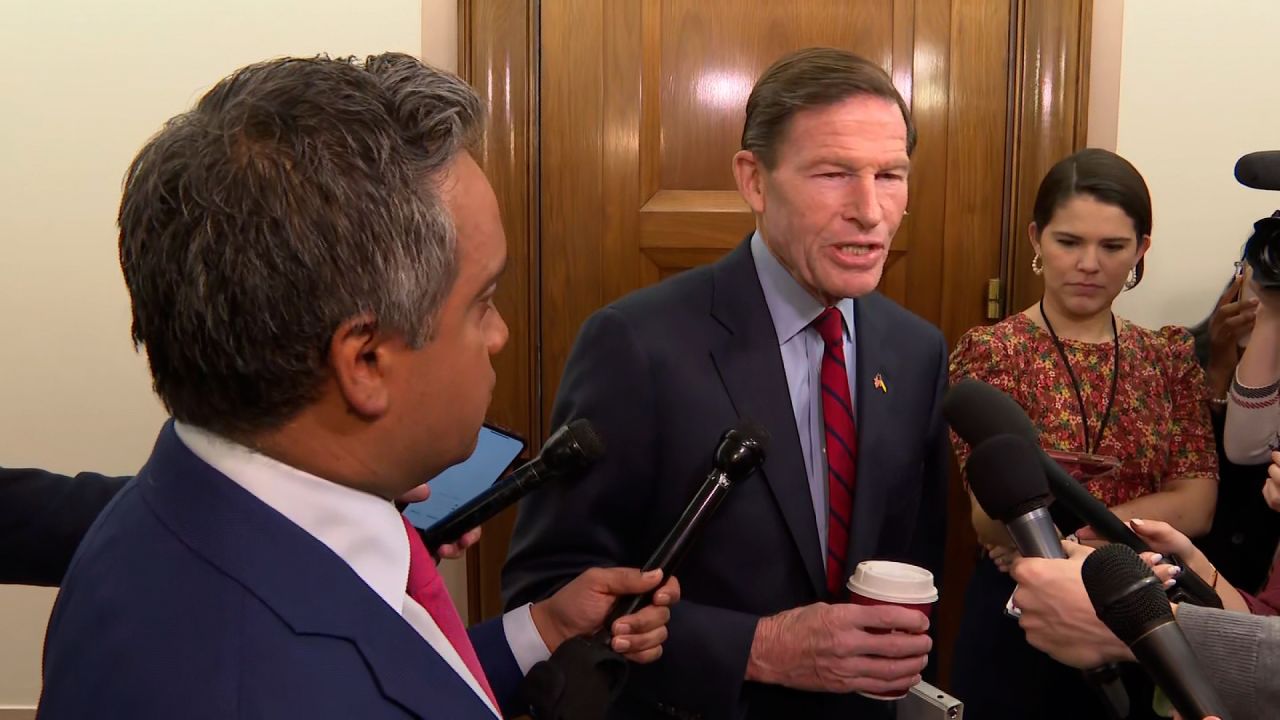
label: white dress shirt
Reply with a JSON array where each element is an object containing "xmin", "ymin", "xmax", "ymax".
[{"xmin": 175, "ymin": 422, "xmax": 552, "ymax": 717}]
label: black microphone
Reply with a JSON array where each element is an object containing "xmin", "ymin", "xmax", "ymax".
[
  {"xmin": 966, "ymin": 434, "xmax": 1128, "ymax": 718},
  {"xmin": 601, "ymin": 420, "xmax": 769, "ymax": 627},
  {"xmin": 1083, "ymin": 544, "xmax": 1232, "ymax": 720},
  {"xmin": 944, "ymin": 379, "xmax": 1223, "ymax": 609},
  {"xmin": 419, "ymin": 419, "xmax": 604, "ymax": 550},
  {"xmin": 522, "ymin": 421, "xmax": 768, "ymax": 720},
  {"xmin": 965, "ymin": 433, "xmax": 1064, "ymax": 559},
  {"xmin": 1234, "ymin": 150, "xmax": 1280, "ymax": 190}
]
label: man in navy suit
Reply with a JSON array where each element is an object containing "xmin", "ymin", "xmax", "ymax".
[
  {"xmin": 503, "ymin": 48, "xmax": 949, "ymax": 719},
  {"xmin": 39, "ymin": 53, "xmax": 677, "ymax": 719}
]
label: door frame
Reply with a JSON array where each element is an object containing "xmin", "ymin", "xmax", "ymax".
[{"xmin": 457, "ymin": 0, "xmax": 544, "ymax": 624}]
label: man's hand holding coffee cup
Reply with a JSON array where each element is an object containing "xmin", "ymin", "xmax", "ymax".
[
  {"xmin": 744, "ymin": 561, "xmax": 936, "ymax": 698},
  {"xmin": 745, "ymin": 602, "xmax": 931, "ymax": 696},
  {"xmin": 845, "ymin": 561, "xmax": 939, "ymax": 698}
]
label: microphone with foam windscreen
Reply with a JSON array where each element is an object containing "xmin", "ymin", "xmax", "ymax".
[
  {"xmin": 944, "ymin": 378, "xmax": 1223, "ymax": 609},
  {"xmin": 965, "ymin": 433, "xmax": 1065, "ymax": 559},
  {"xmin": 1083, "ymin": 544, "xmax": 1232, "ymax": 720},
  {"xmin": 966, "ymin": 433, "xmax": 1128, "ymax": 719},
  {"xmin": 1235, "ymin": 151, "xmax": 1280, "ymax": 191},
  {"xmin": 420, "ymin": 419, "xmax": 604, "ymax": 549}
]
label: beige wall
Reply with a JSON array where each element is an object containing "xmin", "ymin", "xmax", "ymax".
[
  {"xmin": 1086, "ymin": 0, "xmax": 1124, "ymax": 152},
  {"xmin": 1107, "ymin": 0, "xmax": 1280, "ymax": 329},
  {"xmin": 0, "ymin": 0, "xmax": 469, "ymax": 711}
]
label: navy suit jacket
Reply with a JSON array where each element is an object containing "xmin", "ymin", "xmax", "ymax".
[
  {"xmin": 40, "ymin": 423, "xmax": 524, "ymax": 719},
  {"xmin": 503, "ymin": 239, "xmax": 950, "ymax": 719},
  {"xmin": 0, "ymin": 466, "xmax": 127, "ymax": 586}
]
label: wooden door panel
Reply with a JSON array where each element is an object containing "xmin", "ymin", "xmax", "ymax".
[
  {"xmin": 638, "ymin": 190, "xmax": 752, "ymax": 285},
  {"xmin": 658, "ymin": 0, "xmax": 896, "ymax": 192},
  {"xmin": 1005, "ymin": 0, "xmax": 1094, "ymax": 315}
]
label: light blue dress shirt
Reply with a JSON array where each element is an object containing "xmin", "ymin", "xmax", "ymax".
[{"xmin": 749, "ymin": 232, "xmax": 857, "ymax": 559}]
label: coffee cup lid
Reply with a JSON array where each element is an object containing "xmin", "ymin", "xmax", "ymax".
[{"xmin": 846, "ymin": 561, "xmax": 938, "ymax": 604}]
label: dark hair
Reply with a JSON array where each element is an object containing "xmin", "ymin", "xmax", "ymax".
[
  {"xmin": 1188, "ymin": 314, "xmax": 1213, "ymax": 370},
  {"xmin": 1032, "ymin": 148, "xmax": 1153, "ymax": 287},
  {"xmin": 741, "ymin": 47, "xmax": 916, "ymax": 168},
  {"xmin": 118, "ymin": 53, "xmax": 484, "ymax": 437}
]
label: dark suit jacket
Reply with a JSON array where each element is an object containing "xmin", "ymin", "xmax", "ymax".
[
  {"xmin": 40, "ymin": 422, "xmax": 523, "ymax": 720},
  {"xmin": 503, "ymin": 239, "xmax": 950, "ymax": 719},
  {"xmin": 0, "ymin": 466, "xmax": 127, "ymax": 586}
]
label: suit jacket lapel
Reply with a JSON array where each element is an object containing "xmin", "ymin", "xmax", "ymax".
[
  {"xmin": 847, "ymin": 296, "xmax": 897, "ymax": 574},
  {"xmin": 139, "ymin": 423, "xmax": 494, "ymax": 719},
  {"xmin": 709, "ymin": 240, "xmax": 825, "ymax": 596}
]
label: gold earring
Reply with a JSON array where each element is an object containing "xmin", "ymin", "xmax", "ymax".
[{"xmin": 1031, "ymin": 253, "xmax": 1043, "ymax": 276}]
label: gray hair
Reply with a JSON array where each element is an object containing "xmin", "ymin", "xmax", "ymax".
[
  {"xmin": 118, "ymin": 53, "xmax": 484, "ymax": 436},
  {"xmin": 742, "ymin": 47, "xmax": 916, "ymax": 168}
]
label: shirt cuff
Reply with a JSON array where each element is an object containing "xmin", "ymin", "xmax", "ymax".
[{"xmin": 502, "ymin": 602, "xmax": 551, "ymax": 675}]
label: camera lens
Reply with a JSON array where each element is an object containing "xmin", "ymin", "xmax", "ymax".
[{"xmin": 1243, "ymin": 213, "xmax": 1280, "ymax": 288}]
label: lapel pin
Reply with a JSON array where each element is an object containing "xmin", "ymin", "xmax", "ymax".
[{"xmin": 874, "ymin": 373, "xmax": 888, "ymax": 394}]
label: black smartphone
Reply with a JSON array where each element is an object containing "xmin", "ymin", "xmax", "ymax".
[{"xmin": 401, "ymin": 423, "xmax": 526, "ymax": 533}]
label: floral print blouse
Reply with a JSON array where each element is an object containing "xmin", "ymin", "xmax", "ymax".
[{"xmin": 950, "ymin": 313, "xmax": 1217, "ymax": 508}]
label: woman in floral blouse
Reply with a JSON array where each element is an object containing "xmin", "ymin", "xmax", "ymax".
[{"xmin": 949, "ymin": 149, "xmax": 1218, "ymax": 720}]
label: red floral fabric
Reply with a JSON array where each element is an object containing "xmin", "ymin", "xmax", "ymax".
[{"xmin": 950, "ymin": 314, "xmax": 1217, "ymax": 508}]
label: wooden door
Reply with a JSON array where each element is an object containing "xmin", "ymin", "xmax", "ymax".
[{"xmin": 460, "ymin": 0, "xmax": 1093, "ymax": 688}]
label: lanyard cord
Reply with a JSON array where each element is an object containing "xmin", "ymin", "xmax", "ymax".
[{"xmin": 1039, "ymin": 300, "xmax": 1121, "ymax": 455}]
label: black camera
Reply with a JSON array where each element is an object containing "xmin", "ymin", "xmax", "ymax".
[{"xmin": 1242, "ymin": 211, "xmax": 1280, "ymax": 289}]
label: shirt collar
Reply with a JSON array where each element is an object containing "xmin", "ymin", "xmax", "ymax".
[
  {"xmin": 173, "ymin": 422, "xmax": 409, "ymax": 613},
  {"xmin": 750, "ymin": 230, "xmax": 856, "ymax": 344}
]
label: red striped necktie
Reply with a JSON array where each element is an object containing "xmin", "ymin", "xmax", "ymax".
[{"xmin": 813, "ymin": 307, "xmax": 858, "ymax": 597}]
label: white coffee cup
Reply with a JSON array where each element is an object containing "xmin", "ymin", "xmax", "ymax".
[{"xmin": 846, "ymin": 560, "xmax": 939, "ymax": 615}]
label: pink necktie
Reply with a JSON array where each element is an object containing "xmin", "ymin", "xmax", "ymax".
[{"xmin": 401, "ymin": 516, "xmax": 499, "ymax": 710}]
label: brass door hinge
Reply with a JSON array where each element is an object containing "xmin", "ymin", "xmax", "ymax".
[{"xmin": 986, "ymin": 278, "xmax": 1003, "ymax": 321}]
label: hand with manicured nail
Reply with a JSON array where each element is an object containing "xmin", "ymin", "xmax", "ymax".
[{"xmin": 1122, "ymin": 518, "xmax": 1253, "ymax": 614}]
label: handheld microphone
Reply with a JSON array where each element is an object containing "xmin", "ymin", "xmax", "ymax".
[
  {"xmin": 1234, "ymin": 150, "xmax": 1280, "ymax": 191},
  {"xmin": 966, "ymin": 434, "xmax": 1128, "ymax": 718},
  {"xmin": 602, "ymin": 420, "xmax": 769, "ymax": 627},
  {"xmin": 944, "ymin": 379, "xmax": 1223, "ymax": 609},
  {"xmin": 420, "ymin": 419, "xmax": 604, "ymax": 550},
  {"xmin": 966, "ymin": 434, "xmax": 1065, "ymax": 559},
  {"xmin": 522, "ymin": 421, "xmax": 768, "ymax": 720},
  {"xmin": 1083, "ymin": 544, "xmax": 1232, "ymax": 720}
]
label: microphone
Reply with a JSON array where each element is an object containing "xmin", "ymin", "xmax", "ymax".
[
  {"xmin": 1234, "ymin": 150, "xmax": 1280, "ymax": 190},
  {"xmin": 522, "ymin": 421, "xmax": 768, "ymax": 720},
  {"xmin": 965, "ymin": 434, "xmax": 1065, "ymax": 559},
  {"xmin": 944, "ymin": 379, "xmax": 1223, "ymax": 609},
  {"xmin": 966, "ymin": 434, "xmax": 1128, "ymax": 718},
  {"xmin": 419, "ymin": 419, "xmax": 604, "ymax": 549},
  {"xmin": 602, "ymin": 420, "xmax": 769, "ymax": 626},
  {"xmin": 1083, "ymin": 544, "xmax": 1232, "ymax": 720}
]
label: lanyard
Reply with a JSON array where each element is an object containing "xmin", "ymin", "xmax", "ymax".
[{"xmin": 1039, "ymin": 300, "xmax": 1121, "ymax": 455}]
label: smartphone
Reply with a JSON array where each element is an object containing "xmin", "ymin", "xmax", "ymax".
[
  {"xmin": 401, "ymin": 423, "xmax": 526, "ymax": 532},
  {"xmin": 1044, "ymin": 449, "xmax": 1122, "ymax": 482}
]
